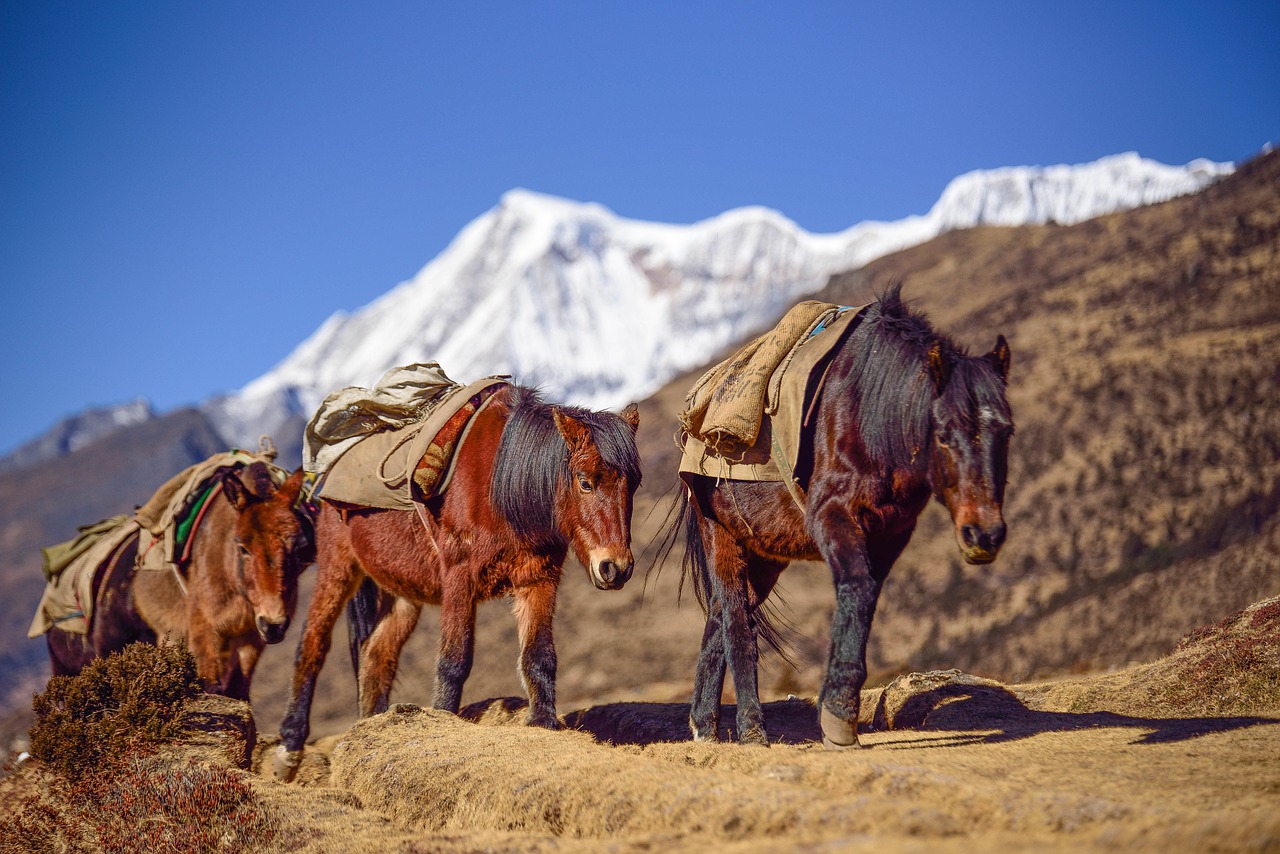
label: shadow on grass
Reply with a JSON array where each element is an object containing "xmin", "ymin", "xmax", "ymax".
[
  {"xmin": 460, "ymin": 688, "xmax": 1278, "ymax": 748},
  {"xmin": 869, "ymin": 681, "xmax": 1279, "ymax": 747}
]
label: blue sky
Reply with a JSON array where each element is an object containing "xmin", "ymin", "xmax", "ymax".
[{"xmin": 2, "ymin": 2, "xmax": 1277, "ymax": 454}]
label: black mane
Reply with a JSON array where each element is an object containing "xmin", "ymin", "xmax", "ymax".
[
  {"xmin": 491, "ymin": 386, "xmax": 642, "ymax": 550},
  {"xmin": 839, "ymin": 284, "xmax": 1006, "ymax": 471}
]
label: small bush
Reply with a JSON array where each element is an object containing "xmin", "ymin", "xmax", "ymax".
[
  {"xmin": 1163, "ymin": 600, "xmax": 1280, "ymax": 715},
  {"xmin": 4, "ymin": 643, "xmax": 278, "ymax": 853},
  {"xmin": 28, "ymin": 642, "xmax": 202, "ymax": 778}
]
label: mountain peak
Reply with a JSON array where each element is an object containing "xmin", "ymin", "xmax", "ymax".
[
  {"xmin": 196, "ymin": 152, "xmax": 1231, "ymax": 456},
  {"xmin": 497, "ymin": 188, "xmax": 612, "ymax": 224},
  {"xmin": 929, "ymin": 152, "xmax": 1235, "ymax": 228}
]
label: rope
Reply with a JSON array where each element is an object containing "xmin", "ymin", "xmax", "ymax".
[{"xmin": 412, "ymin": 500, "xmax": 448, "ymax": 577}]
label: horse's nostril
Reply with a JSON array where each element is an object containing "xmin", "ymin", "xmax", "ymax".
[
  {"xmin": 598, "ymin": 560, "xmax": 618, "ymax": 583},
  {"xmin": 257, "ymin": 615, "xmax": 289, "ymax": 643},
  {"xmin": 961, "ymin": 525, "xmax": 979, "ymax": 548},
  {"xmin": 990, "ymin": 522, "xmax": 1007, "ymax": 549}
]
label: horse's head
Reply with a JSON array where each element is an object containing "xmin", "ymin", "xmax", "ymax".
[
  {"xmin": 925, "ymin": 336, "xmax": 1014, "ymax": 565},
  {"xmin": 551, "ymin": 403, "xmax": 642, "ymax": 590},
  {"xmin": 222, "ymin": 464, "xmax": 315, "ymax": 644}
]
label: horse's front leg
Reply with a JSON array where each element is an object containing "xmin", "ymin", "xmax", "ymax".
[
  {"xmin": 689, "ymin": 592, "xmax": 726, "ymax": 741},
  {"xmin": 226, "ymin": 641, "xmax": 263, "ymax": 701},
  {"xmin": 809, "ymin": 501, "xmax": 882, "ymax": 750},
  {"xmin": 273, "ymin": 557, "xmax": 362, "ymax": 781},
  {"xmin": 513, "ymin": 579, "xmax": 559, "ymax": 729},
  {"xmin": 432, "ymin": 589, "xmax": 475, "ymax": 714},
  {"xmin": 186, "ymin": 608, "xmax": 232, "ymax": 695}
]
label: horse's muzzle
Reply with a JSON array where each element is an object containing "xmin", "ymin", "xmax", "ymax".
[
  {"xmin": 591, "ymin": 557, "xmax": 633, "ymax": 591},
  {"xmin": 257, "ymin": 615, "xmax": 290, "ymax": 644},
  {"xmin": 960, "ymin": 521, "xmax": 1006, "ymax": 565}
]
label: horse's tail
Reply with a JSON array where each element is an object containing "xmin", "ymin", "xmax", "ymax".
[
  {"xmin": 651, "ymin": 480, "xmax": 793, "ymax": 660},
  {"xmin": 345, "ymin": 576, "xmax": 384, "ymax": 679},
  {"xmin": 646, "ymin": 481, "xmax": 711, "ymax": 611}
]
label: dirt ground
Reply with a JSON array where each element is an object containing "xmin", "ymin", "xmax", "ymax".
[
  {"xmin": 242, "ymin": 694, "xmax": 1280, "ymax": 853},
  {"xmin": 241, "ymin": 650, "xmax": 1280, "ymax": 853}
]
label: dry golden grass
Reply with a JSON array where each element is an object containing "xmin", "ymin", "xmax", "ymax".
[{"xmin": 199, "ymin": 597, "xmax": 1280, "ymax": 852}]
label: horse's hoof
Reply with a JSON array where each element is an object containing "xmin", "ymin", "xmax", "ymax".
[
  {"xmin": 738, "ymin": 725, "xmax": 770, "ymax": 747},
  {"xmin": 271, "ymin": 745, "xmax": 302, "ymax": 782},
  {"xmin": 689, "ymin": 716, "xmax": 720, "ymax": 742},
  {"xmin": 527, "ymin": 713, "xmax": 561, "ymax": 730},
  {"xmin": 820, "ymin": 706, "xmax": 861, "ymax": 750}
]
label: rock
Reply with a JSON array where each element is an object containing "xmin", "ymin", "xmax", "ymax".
[
  {"xmin": 871, "ymin": 669, "xmax": 1025, "ymax": 731},
  {"xmin": 162, "ymin": 693, "xmax": 257, "ymax": 769}
]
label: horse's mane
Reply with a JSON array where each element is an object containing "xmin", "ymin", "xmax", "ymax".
[
  {"xmin": 840, "ymin": 283, "xmax": 1006, "ymax": 470},
  {"xmin": 491, "ymin": 385, "xmax": 642, "ymax": 551}
]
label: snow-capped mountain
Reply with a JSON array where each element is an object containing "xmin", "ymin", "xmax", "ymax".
[
  {"xmin": 0, "ymin": 399, "xmax": 154, "ymax": 474},
  {"xmin": 203, "ymin": 152, "xmax": 1229, "ymax": 448}
]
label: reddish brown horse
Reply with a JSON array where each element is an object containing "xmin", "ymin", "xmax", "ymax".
[
  {"xmin": 46, "ymin": 463, "xmax": 315, "ymax": 700},
  {"xmin": 668, "ymin": 286, "xmax": 1013, "ymax": 748},
  {"xmin": 273, "ymin": 385, "xmax": 641, "ymax": 780}
]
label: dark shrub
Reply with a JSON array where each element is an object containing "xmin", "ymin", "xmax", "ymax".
[{"xmin": 29, "ymin": 642, "xmax": 201, "ymax": 778}]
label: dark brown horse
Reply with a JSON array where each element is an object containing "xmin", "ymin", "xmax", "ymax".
[
  {"xmin": 273, "ymin": 385, "xmax": 641, "ymax": 781},
  {"xmin": 669, "ymin": 286, "xmax": 1013, "ymax": 748},
  {"xmin": 46, "ymin": 463, "xmax": 315, "ymax": 700}
]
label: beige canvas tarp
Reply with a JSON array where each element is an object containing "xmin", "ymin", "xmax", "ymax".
[
  {"xmin": 312, "ymin": 375, "xmax": 511, "ymax": 510},
  {"xmin": 678, "ymin": 303, "xmax": 867, "ymax": 505},
  {"xmin": 28, "ymin": 516, "xmax": 140, "ymax": 637}
]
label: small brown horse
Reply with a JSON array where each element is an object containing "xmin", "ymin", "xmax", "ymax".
[
  {"xmin": 668, "ymin": 285, "xmax": 1013, "ymax": 748},
  {"xmin": 273, "ymin": 385, "xmax": 641, "ymax": 781},
  {"xmin": 46, "ymin": 463, "xmax": 315, "ymax": 700}
]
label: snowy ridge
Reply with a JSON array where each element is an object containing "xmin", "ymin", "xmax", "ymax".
[
  {"xmin": 0, "ymin": 399, "xmax": 154, "ymax": 474},
  {"xmin": 207, "ymin": 152, "xmax": 1231, "ymax": 448}
]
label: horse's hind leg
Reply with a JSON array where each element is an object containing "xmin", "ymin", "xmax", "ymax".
[
  {"xmin": 705, "ymin": 522, "xmax": 769, "ymax": 746},
  {"xmin": 689, "ymin": 593, "xmax": 727, "ymax": 741},
  {"xmin": 358, "ymin": 594, "xmax": 422, "ymax": 717},
  {"xmin": 47, "ymin": 629, "xmax": 95, "ymax": 677}
]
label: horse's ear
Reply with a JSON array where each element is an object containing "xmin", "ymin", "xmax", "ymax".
[
  {"xmin": 225, "ymin": 462, "xmax": 273, "ymax": 509},
  {"xmin": 278, "ymin": 468, "xmax": 305, "ymax": 505},
  {"xmin": 222, "ymin": 469, "xmax": 250, "ymax": 510},
  {"xmin": 987, "ymin": 335, "xmax": 1011, "ymax": 382},
  {"xmin": 551, "ymin": 407, "xmax": 591, "ymax": 453},
  {"xmin": 927, "ymin": 342, "xmax": 953, "ymax": 393},
  {"xmin": 620, "ymin": 403, "xmax": 640, "ymax": 435}
]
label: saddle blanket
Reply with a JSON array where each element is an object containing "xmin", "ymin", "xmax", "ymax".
[
  {"xmin": 28, "ymin": 516, "xmax": 140, "ymax": 637},
  {"xmin": 306, "ymin": 363, "xmax": 511, "ymax": 510},
  {"xmin": 678, "ymin": 302, "xmax": 867, "ymax": 502}
]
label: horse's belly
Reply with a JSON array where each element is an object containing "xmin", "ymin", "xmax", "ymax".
[
  {"xmin": 363, "ymin": 565, "xmax": 444, "ymax": 605},
  {"xmin": 132, "ymin": 571, "xmax": 189, "ymax": 638}
]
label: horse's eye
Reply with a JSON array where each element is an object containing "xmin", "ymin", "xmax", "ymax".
[
  {"xmin": 935, "ymin": 431, "xmax": 950, "ymax": 448},
  {"xmin": 577, "ymin": 474, "xmax": 593, "ymax": 493}
]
